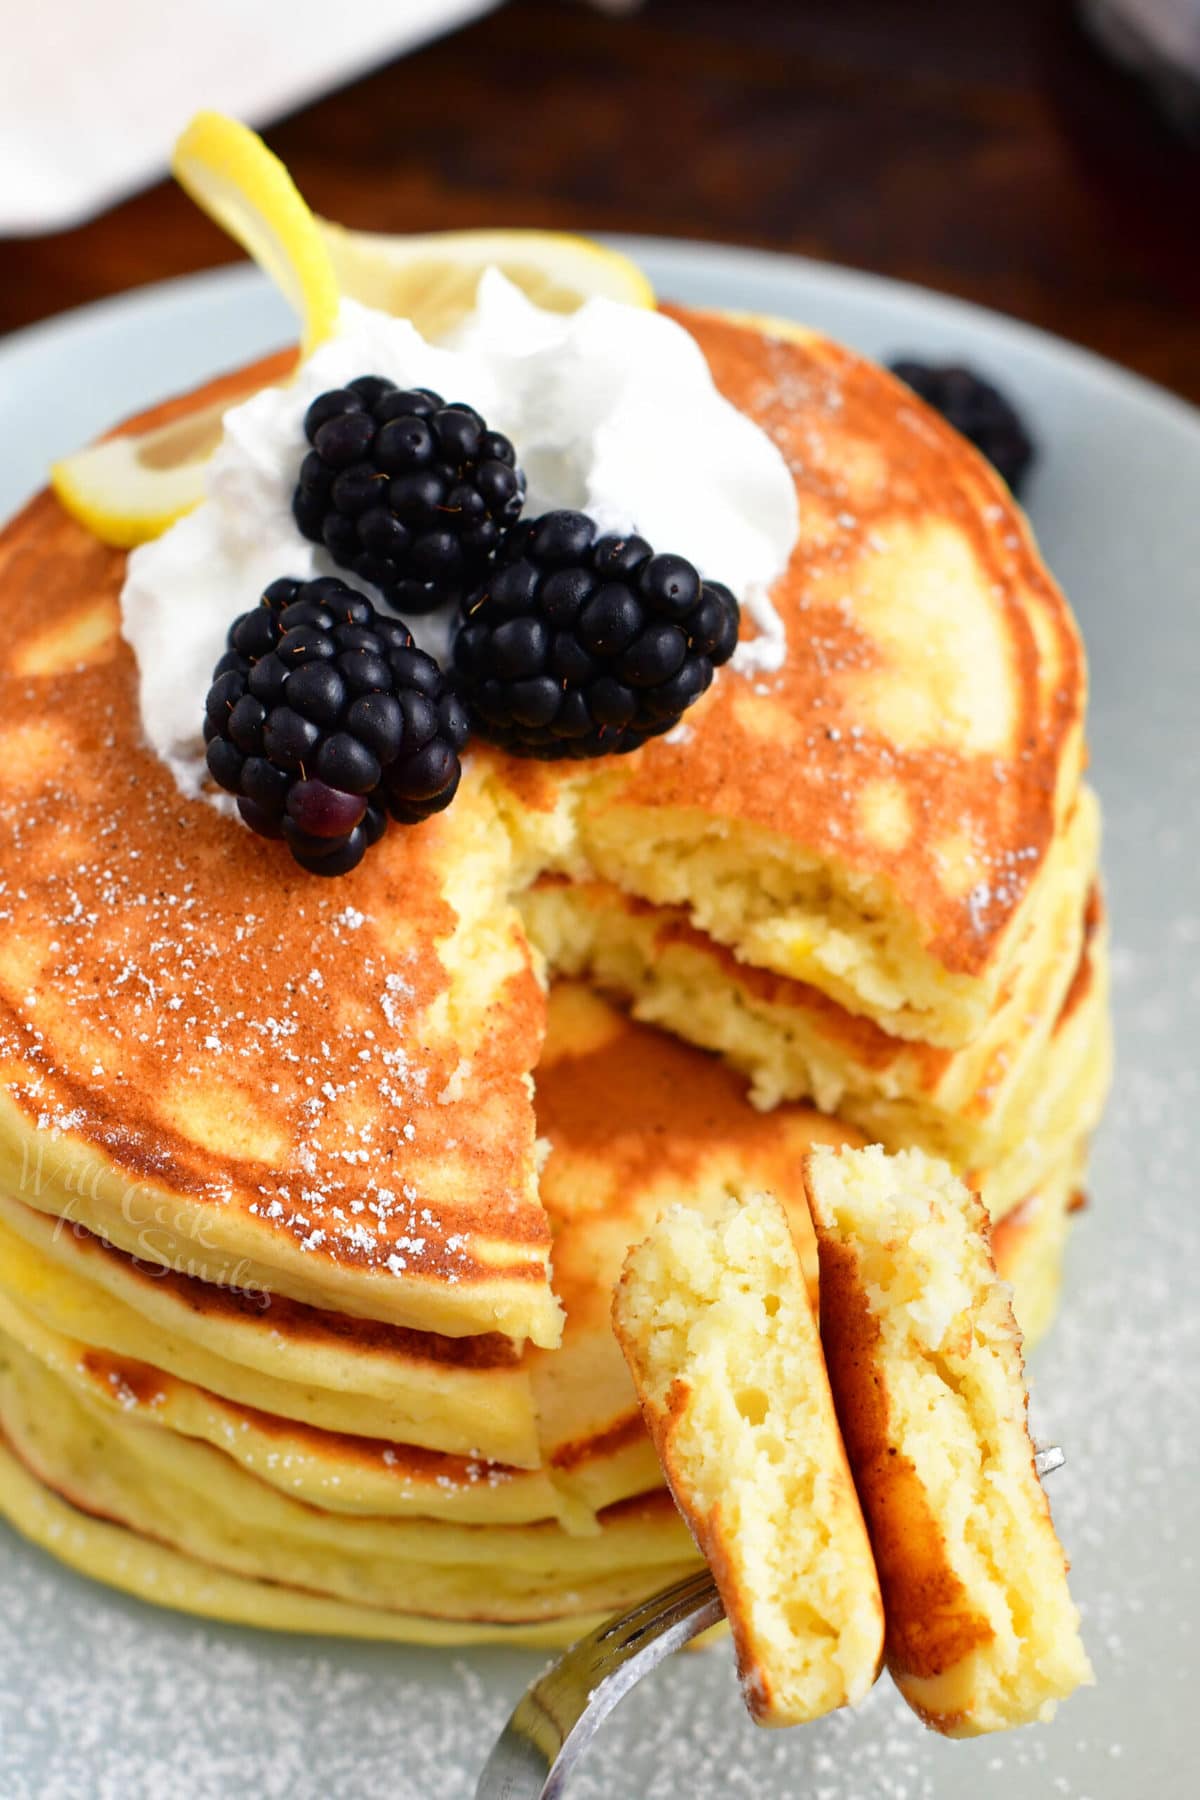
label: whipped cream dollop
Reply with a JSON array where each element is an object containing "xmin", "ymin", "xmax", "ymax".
[{"xmin": 123, "ymin": 272, "xmax": 798, "ymax": 796}]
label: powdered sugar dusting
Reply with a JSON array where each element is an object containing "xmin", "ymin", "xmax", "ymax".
[{"xmin": 0, "ymin": 743, "xmax": 538, "ymax": 1297}]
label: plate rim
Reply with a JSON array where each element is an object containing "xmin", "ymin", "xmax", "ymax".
[{"xmin": 2, "ymin": 236, "xmax": 1198, "ymax": 445}]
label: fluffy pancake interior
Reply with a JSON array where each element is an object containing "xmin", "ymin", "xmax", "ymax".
[
  {"xmin": 805, "ymin": 1144, "xmax": 1092, "ymax": 1735},
  {"xmin": 614, "ymin": 1190, "xmax": 883, "ymax": 1725},
  {"xmin": 520, "ymin": 793, "xmax": 1105, "ymax": 1227},
  {"xmin": 579, "ymin": 804, "xmax": 967, "ymax": 1037}
]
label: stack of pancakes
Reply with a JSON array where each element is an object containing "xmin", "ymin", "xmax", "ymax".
[{"xmin": 0, "ymin": 307, "xmax": 1108, "ymax": 1645}]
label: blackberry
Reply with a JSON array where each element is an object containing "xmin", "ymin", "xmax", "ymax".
[
  {"xmin": 454, "ymin": 510, "xmax": 739, "ymax": 759},
  {"xmin": 292, "ymin": 377, "xmax": 526, "ymax": 614},
  {"xmin": 203, "ymin": 576, "xmax": 469, "ymax": 877},
  {"xmin": 889, "ymin": 361, "xmax": 1035, "ymax": 496}
]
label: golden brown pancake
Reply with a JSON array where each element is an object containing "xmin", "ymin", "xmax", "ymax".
[
  {"xmin": 0, "ymin": 361, "xmax": 560, "ymax": 1345},
  {"xmin": 0, "ymin": 1281, "xmax": 571, "ymax": 1525},
  {"xmin": 0, "ymin": 1335, "xmax": 699, "ymax": 1628},
  {"xmin": 0, "ymin": 305, "xmax": 1091, "ymax": 1355},
  {"xmin": 614, "ymin": 1189, "xmax": 884, "ymax": 1726},
  {"xmin": 0, "ymin": 1195, "xmax": 543, "ymax": 1464},
  {"xmin": 0, "ymin": 297, "xmax": 1102, "ymax": 1646},
  {"xmin": 0, "ymin": 978, "xmax": 1090, "ymax": 1641},
  {"xmin": 0, "ymin": 985, "xmax": 872, "ymax": 1642}
]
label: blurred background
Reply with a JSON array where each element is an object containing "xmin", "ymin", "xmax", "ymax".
[{"xmin": 3, "ymin": 0, "xmax": 1198, "ymax": 398}]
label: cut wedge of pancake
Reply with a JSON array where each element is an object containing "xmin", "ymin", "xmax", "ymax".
[
  {"xmin": 614, "ymin": 1190, "xmax": 884, "ymax": 1725},
  {"xmin": 804, "ymin": 1144, "xmax": 1092, "ymax": 1735},
  {"xmin": 0, "ymin": 1437, "xmax": 617, "ymax": 1649}
]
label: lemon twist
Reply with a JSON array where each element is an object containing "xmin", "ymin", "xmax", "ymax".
[
  {"xmin": 172, "ymin": 111, "xmax": 341, "ymax": 358},
  {"xmin": 51, "ymin": 112, "xmax": 655, "ymax": 549}
]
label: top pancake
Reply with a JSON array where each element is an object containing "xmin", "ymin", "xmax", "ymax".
[
  {"xmin": 492, "ymin": 310, "xmax": 1087, "ymax": 1046},
  {"xmin": 0, "ymin": 304, "xmax": 1087, "ymax": 1345}
]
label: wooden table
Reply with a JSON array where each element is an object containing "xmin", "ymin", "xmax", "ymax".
[{"xmin": 6, "ymin": 0, "xmax": 1199, "ymax": 400}]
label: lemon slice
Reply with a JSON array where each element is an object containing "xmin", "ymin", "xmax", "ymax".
[
  {"xmin": 50, "ymin": 400, "xmax": 229, "ymax": 548},
  {"xmin": 53, "ymin": 110, "xmax": 338, "ymax": 547},
  {"xmin": 172, "ymin": 111, "xmax": 340, "ymax": 358},
  {"xmin": 318, "ymin": 222, "xmax": 654, "ymax": 340}
]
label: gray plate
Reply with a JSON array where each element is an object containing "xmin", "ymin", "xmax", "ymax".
[{"xmin": 1, "ymin": 242, "xmax": 1197, "ymax": 1800}]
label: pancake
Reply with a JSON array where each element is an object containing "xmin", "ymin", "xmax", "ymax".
[
  {"xmin": 0, "ymin": 1354, "xmax": 698, "ymax": 1641},
  {"xmin": 614, "ymin": 1190, "xmax": 884, "ymax": 1726},
  {"xmin": 0, "ymin": 984, "xmax": 870, "ymax": 1593},
  {"xmin": 0, "ymin": 1191, "xmax": 542, "ymax": 1465},
  {"xmin": 0, "ymin": 1334, "xmax": 695, "ymax": 1596},
  {"xmin": 488, "ymin": 309, "xmax": 1087, "ymax": 1050},
  {"xmin": 0, "ymin": 304, "xmax": 1089, "ymax": 1353},
  {"xmin": 0, "ymin": 1435, "xmax": 615, "ymax": 1648},
  {"xmin": 0, "ymin": 981, "xmax": 1087, "ymax": 1641},
  {"xmin": 521, "ymin": 805, "xmax": 1105, "ymax": 1224},
  {"xmin": 0, "ymin": 455, "xmax": 561, "ymax": 1346},
  {"xmin": 0, "ymin": 1282, "xmax": 574, "ymax": 1526},
  {"xmin": 804, "ymin": 1145, "xmax": 1092, "ymax": 1734},
  {"xmin": 0, "ymin": 976, "xmax": 1080, "ymax": 1507},
  {"xmin": 0, "ymin": 979, "xmax": 874, "ymax": 1645}
]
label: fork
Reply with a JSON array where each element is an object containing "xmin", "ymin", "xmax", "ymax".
[{"xmin": 474, "ymin": 1445, "xmax": 1066, "ymax": 1799}]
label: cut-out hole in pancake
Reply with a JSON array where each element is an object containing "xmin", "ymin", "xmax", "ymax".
[{"xmin": 736, "ymin": 1387, "xmax": 770, "ymax": 1426}]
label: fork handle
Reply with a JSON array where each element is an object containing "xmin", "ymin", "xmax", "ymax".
[
  {"xmin": 474, "ymin": 1567, "xmax": 725, "ymax": 1800},
  {"xmin": 474, "ymin": 1446, "xmax": 1065, "ymax": 1798}
]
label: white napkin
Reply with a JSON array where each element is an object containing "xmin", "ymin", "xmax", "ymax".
[
  {"xmin": 1083, "ymin": 0, "xmax": 1200, "ymax": 71},
  {"xmin": 0, "ymin": 0, "xmax": 500, "ymax": 235}
]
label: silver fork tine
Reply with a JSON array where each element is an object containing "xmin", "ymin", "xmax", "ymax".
[
  {"xmin": 473, "ymin": 1567, "xmax": 724, "ymax": 1800},
  {"xmin": 475, "ymin": 1447, "xmax": 1065, "ymax": 1799}
]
